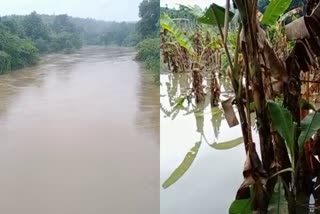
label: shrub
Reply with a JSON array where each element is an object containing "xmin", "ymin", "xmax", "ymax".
[
  {"xmin": 0, "ymin": 29, "xmax": 38, "ymax": 70},
  {"xmin": 136, "ymin": 38, "xmax": 160, "ymax": 82},
  {"xmin": 135, "ymin": 38, "xmax": 159, "ymax": 61},
  {"xmin": 0, "ymin": 51, "xmax": 11, "ymax": 74}
]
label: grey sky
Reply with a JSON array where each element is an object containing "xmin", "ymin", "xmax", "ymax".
[{"xmin": 0, "ymin": 0, "xmax": 142, "ymax": 21}]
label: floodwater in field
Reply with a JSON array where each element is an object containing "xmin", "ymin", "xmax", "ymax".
[
  {"xmin": 160, "ymin": 71, "xmax": 320, "ymax": 214},
  {"xmin": 160, "ymin": 72, "xmax": 254, "ymax": 214},
  {"xmin": 0, "ymin": 47, "xmax": 159, "ymax": 214}
]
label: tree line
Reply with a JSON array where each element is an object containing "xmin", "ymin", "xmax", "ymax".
[
  {"xmin": 0, "ymin": 12, "xmax": 138, "ymax": 73},
  {"xmin": 0, "ymin": 0, "xmax": 160, "ymax": 77}
]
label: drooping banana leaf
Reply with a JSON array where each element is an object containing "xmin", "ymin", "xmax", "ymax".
[
  {"xmin": 262, "ymin": 0, "xmax": 293, "ymax": 25},
  {"xmin": 160, "ymin": 13, "xmax": 195, "ymax": 55},
  {"xmin": 208, "ymin": 136, "xmax": 243, "ymax": 150},
  {"xmin": 198, "ymin": 3, "xmax": 234, "ymax": 26},
  {"xmin": 267, "ymin": 101, "xmax": 294, "ymax": 155},
  {"xmin": 162, "ymin": 141, "xmax": 201, "ymax": 189}
]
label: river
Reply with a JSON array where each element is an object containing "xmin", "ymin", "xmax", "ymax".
[{"xmin": 0, "ymin": 47, "xmax": 159, "ymax": 214}]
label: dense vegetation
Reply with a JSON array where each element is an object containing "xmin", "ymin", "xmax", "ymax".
[
  {"xmin": 0, "ymin": 12, "xmax": 138, "ymax": 73},
  {"xmin": 0, "ymin": 12, "xmax": 83, "ymax": 73},
  {"xmin": 101, "ymin": 22, "xmax": 138, "ymax": 46},
  {"xmin": 40, "ymin": 15, "xmax": 137, "ymax": 46},
  {"xmin": 135, "ymin": 0, "xmax": 160, "ymax": 81},
  {"xmin": 136, "ymin": 37, "xmax": 160, "ymax": 78},
  {"xmin": 0, "ymin": 0, "xmax": 159, "ymax": 77},
  {"xmin": 161, "ymin": 0, "xmax": 320, "ymax": 213}
]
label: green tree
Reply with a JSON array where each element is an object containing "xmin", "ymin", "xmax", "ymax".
[
  {"xmin": 137, "ymin": 0, "xmax": 160, "ymax": 38},
  {"xmin": 52, "ymin": 14, "xmax": 77, "ymax": 33},
  {"xmin": 101, "ymin": 22, "xmax": 136, "ymax": 46},
  {"xmin": 1, "ymin": 19, "xmax": 19, "ymax": 35},
  {"xmin": 23, "ymin": 11, "xmax": 49, "ymax": 40},
  {"xmin": 136, "ymin": 38, "xmax": 160, "ymax": 81},
  {"xmin": 0, "ymin": 29, "xmax": 38, "ymax": 70}
]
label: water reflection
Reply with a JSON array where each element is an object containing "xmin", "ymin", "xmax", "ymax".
[
  {"xmin": 160, "ymin": 73, "xmax": 247, "ymax": 214},
  {"xmin": 211, "ymin": 108, "xmax": 223, "ymax": 139},
  {"xmin": 136, "ymin": 66, "xmax": 160, "ymax": 141}
]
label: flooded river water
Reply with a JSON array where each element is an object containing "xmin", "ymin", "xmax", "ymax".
[{"xmin": 0, "ymin": 47, "xmax": 159, "ymax": 214}]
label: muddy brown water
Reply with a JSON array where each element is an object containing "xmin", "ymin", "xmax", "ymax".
[{"xmin": 0, "ymin": 47, "xmax": 159, "ymax": 214}]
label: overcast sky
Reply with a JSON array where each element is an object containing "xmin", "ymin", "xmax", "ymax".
[
  {"xmin": 161, "ymin": 0, "xmax": 226, "ymax": 8},
  {"xmin": 0, "ymin": 0, "xmax": 142, "ymax": 21}
]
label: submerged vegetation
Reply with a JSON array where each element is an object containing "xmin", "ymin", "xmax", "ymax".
[{"xmin": 161, "ymin": 0, "xmax": 320, "ymax": 213}]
